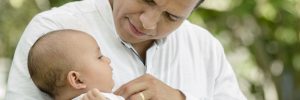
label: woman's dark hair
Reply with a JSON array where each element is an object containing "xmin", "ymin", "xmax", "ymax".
[{"xmin": 194, "ymin": 0, "xmax": 205, "ymax": 9}]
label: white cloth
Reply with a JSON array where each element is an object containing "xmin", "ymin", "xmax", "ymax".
[
  {"xmin": 72, "ymin": 93, "xmax": 124, "ymax": 100},
  {"xmin": 5, "ymin": 0, "xmax": 246, "ymax": 99}
]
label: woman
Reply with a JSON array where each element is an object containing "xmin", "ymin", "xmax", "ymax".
[{"xmin": 6, "ymin": 0, "xmax": 246, "ymax": 99}]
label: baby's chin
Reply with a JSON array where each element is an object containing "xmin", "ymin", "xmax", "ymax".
[
  {"xmin": 105, "ymin": 81, "xmax": 115, "ymax": 93},
  {"xmin": 99, "ymin": 88, "xmax": 113, "ymax": 93},
  {"xmin": 98, "ymin": 84, "xmax": 114, "ymax": 93}
]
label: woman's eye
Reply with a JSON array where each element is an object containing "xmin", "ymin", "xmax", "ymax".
[
  {"xmin": 144, "ymin": 0, "xmax": 155, "ymax": 5},
  {"xmin": 166, "ymin": 13, "xmax": 180, "ymax": 21}
]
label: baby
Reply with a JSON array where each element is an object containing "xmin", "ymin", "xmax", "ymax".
[{"xmin": 28, "ymin": 29, "xmax": 123, "ymax": 100}]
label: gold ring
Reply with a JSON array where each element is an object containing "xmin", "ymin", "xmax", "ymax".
[{"xmin": 139, "ymin": 92, "xmax": 145, "ymax": 100}]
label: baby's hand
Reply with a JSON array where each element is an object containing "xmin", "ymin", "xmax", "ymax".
[{"xmin": 82, "ymin": 89, "xmax": 106, "ymax": 100}]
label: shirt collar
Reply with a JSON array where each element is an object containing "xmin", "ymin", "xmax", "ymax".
[{"xmin": 119, "ymin": 38, "xmax": 166, "ymax": 50}]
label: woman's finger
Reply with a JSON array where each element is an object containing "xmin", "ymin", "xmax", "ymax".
[{"xmin": 128, "ymin": 90, "xmax": 152, "ymax": 100}]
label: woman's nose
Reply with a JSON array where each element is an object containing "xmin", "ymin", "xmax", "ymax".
[{"xmin": 140, "ymin": 9, "xmax": 161, "ymax": 30}]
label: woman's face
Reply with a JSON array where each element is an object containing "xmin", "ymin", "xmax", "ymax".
[{"xmin": 111, "ymin": 0, "xmax": 198, "ymax": 44}]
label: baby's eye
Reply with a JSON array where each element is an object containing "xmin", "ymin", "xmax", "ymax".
[{"xmin": 98, "ymin": 55, "xmax": 103, "ymax": 59}]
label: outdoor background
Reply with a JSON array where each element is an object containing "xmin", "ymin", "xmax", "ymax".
[{"xmin": 0, "ymin": 0, "xmax": 300, "ymax": 100}]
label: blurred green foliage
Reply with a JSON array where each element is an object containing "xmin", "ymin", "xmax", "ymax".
[
  {"xmin": 190, "ymin": 0, "xmax": 300, "ymax": 100},
  {"xmin": 0, "ymin": 0, "xmax": 38, "ymax": 58},
  {"xmin": 0, "ymin": 0, "xmax": 299, "ymax": 100}
]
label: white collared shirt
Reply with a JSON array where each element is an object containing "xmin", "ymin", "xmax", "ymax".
[
  {"xmin": 72, "ymin": 93, "xmax": 124, "ymax": 100},
  {"xmin": 5, "ymin": 0, "xmax": 246, "ymax": 99}
]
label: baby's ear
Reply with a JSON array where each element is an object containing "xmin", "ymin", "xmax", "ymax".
[{"xmin": 67, "ymin": 71, "xmax": 87, "ymax": 89}]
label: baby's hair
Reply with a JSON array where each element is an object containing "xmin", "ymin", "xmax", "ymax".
[{"xmin": 28, "ymin": 29, "xmax": 90, "ymax": 97}]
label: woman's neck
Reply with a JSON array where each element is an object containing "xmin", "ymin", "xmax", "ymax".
[
  {"xmin": 132, "ymin": 40, "xmax": 154, "ymax": 63},
  {"xmin": 109, "ymin": 0, "xmax": 113, "ymax": 9}
]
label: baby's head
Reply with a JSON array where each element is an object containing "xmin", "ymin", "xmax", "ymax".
[{"xmin": 28, "ymin": 29, "xmax": 114, "ymax": 99}]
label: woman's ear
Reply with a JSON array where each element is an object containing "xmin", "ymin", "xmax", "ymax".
[{"xmin": 67, "ymin": 71, "xmax": 87, "ymax": 89}]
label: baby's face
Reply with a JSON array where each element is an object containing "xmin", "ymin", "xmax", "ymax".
[{"xmin": 74, "ymin": 37, "xmax": 114, "ymax": 93}]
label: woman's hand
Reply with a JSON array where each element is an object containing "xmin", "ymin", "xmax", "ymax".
[{"xmin": 114, "ymin": 74, "xmax": 185, "ymax": 100}]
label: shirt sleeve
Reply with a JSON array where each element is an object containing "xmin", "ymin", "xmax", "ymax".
[
  {"xmin": 179, "ymin": 41, "xmax": 246, "ymax": 100},
  {"xmin": 5, "ymin": 12, "xmax": 61, "ymax": 100},
  {"xmin": 180, "ymin": 90, "xmax": 211, "ymax": 100},
  {"xmin": 211, "ymin": 39, "xmax": 247, "ymax": 100},
  {"xmin": 178, "ymin": 21, "xmax": 246, "ymax": 100}
]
